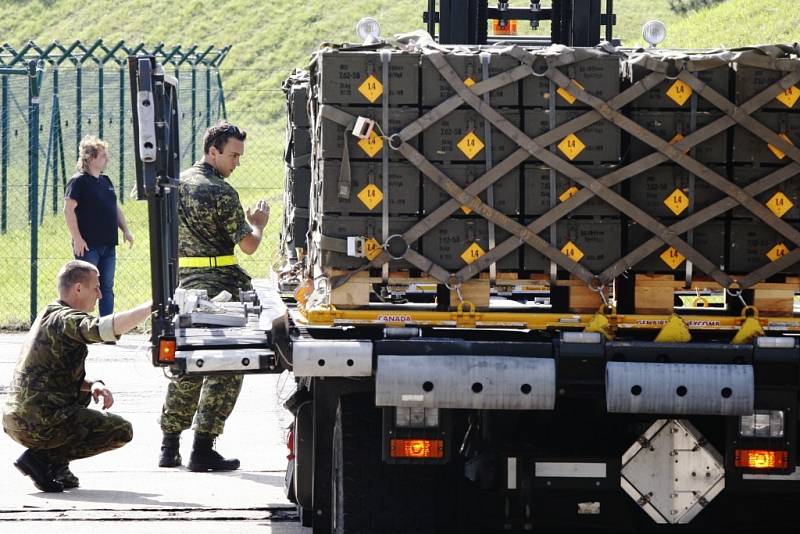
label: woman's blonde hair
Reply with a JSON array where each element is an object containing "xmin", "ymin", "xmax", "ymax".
[{"xmin": 75, "ymin": 135, "xmax": 109, "ymax": 173}]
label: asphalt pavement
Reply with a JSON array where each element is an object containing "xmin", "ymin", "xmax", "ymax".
[{"xmin": 0, "ymin": 333, "xmax": 305, "ymax": 533}]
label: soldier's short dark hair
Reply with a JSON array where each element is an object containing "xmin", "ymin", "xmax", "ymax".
[
  {"xmin": 203, "ymin": 121, "xmax": 246, "ymax": 155},
  {"xmin": 57, "ymin": 260, "xmax": 99, "ymax": 295}
]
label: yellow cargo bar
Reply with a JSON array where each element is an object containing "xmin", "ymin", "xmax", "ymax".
[{"xmin": 299, "ymin": 306, "xmax": 800, "ymax": 332}]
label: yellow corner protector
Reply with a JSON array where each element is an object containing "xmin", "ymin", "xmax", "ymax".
[{"xmin": 654, "ymin": 314, "xmax": 692, "ymax": 343}]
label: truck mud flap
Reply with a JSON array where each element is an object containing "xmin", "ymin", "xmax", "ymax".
[
  {"xmin": 606, "ymin": 362, "xmax": 754, "ymax": 415},
  {"xmin": 375, "ymin": 355, "xmax": 556, "ymax": 410}
]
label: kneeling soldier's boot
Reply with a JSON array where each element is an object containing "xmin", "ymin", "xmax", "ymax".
[
  {"xmin": 13, "ymin": 449, "xmax": 63, "ymax": 493},
  {"xmin": 52, "ymin": 463, "xmax": 80, "ymax": 489},
  {"xmin": 158, "ymin": 432, "xmax": 182, "ymax": 468},
  {"xmin": 188, "ymin": 432, "xmax": 240, "ymax": 472}
]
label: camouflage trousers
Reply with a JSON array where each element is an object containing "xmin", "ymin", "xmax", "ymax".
[
  {"xmin": 159, "ymin": 374, "xmax": 243, "ymax": 436},
  {"xmin": 2, "ymin": 398, "xmax": 133, "ymax": 464}
]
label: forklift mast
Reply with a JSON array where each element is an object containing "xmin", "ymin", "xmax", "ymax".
[
  {"xmin": 423, "ymin": 0, "xmax": 615, "ymax": 46},
  {"xmin": 128, "ymin": 56, "xmax": 181, "ymax": 364}
]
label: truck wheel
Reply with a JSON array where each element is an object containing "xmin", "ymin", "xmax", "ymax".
[{"xmin": 331, "ymin": 393, "xmax": 458, "ymax": 534}]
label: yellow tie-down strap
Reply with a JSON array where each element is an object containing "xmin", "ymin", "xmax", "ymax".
[{"xmin": 178, "ymin": 255, "xmax": 237, "ymax": 268}]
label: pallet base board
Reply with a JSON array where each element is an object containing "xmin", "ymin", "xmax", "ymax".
[{"xmin": 633, "ymin": 274, "xmax": 799, "ymax": 317}]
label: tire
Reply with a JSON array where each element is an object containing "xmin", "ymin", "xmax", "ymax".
[{"xmin": 331, "ymin": 393, "xmax": 459, "ymax": 534}]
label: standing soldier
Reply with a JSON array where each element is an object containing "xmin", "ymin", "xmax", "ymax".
[
  {"xmin": 158, "ymin": 121, "xmax": 270, "ymax": 472},
  {"xmin": 2, "ymin": 260, "xmax": 152, "ymax": 492}
]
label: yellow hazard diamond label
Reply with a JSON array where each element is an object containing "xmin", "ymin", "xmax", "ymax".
[
  {"xmin": 559, "ymin": 186, "xmax": 579, "ymax": 202},
  {"xmin": 461, "ymin": 242, "xmax": 486, "ymax": 264},
  {"xmin": 364, "ymin": 238, "xmax": 383, "ymax": 261},
  {"xmin": 357, "ymin": 184, "xmax": 383, "ymax": 210},
  {"xmin": 666, "ymin": 80, "xmax": 692, "ymax": 106},
  {"xmin": 668, "ymin": 133, "xmax": 690, "ymax": 154},
  {"xmin": 766, "ymin": 242, "xmax": 790, "ymax": 262},
  {"xmin": 766, "ymin": 191, "xmax": 794, "ymax": 218},
  {"xmin": 358, "ymin": 74, "xmax": 383, "ymax": 103},
  {"xmin": 557, "ymin": 133, "xmax": 586, "ymax": 160},
  {"xmin": 776, "ymin": 85, "xmax": 800, "ymax": 108},
  {"xmin": 561, "ymin": 241, "xmax": 584, "ymax": 262},
  {"xmin": 464, "ymin": 77, "xmax": 476, "ymax": 87},
  {"xmin": 664, "ymin": 188, "xmax": 690, "ymax": 216},
  {"xmin": 556, "ymin": 79, "xmax": 585, "ymax": 104},
  {"xmin": 660, "ymin": 247, "xmax": 686, "ymax": 270},
  {"xmin": 460, "ymin": 205, "xmax": 473, "ymax": 215},
  {"xmin": 767, "ymin": 133, "xmax": 794, "ymax": 160},
  {"xmin": 357, "ymin": 129, "xmax": 384, "ymax": 158},
  {"xmin": 457, "ymin": 131, "xmax": 485, "ymax": 160}
]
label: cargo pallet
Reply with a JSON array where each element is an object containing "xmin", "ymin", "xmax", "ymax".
[{"xmin": 300, "ymin": 44, "xmax": 800, "ymax": 330}]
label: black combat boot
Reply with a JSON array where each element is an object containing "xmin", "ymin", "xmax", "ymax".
[
  {"xmin": 52, "ymin": 463, "xmax": 80, "ymax": 489},
  {"xmin": 14, "ymin": 449, "xmax": 64, "ymax": 493},
  {"xmin": 158, "ymin": 432, "xmax": 182, "ymax": 468},
  {"xmin": 188, "ymin": 433, "xmax": 240, "ymax": 472}
]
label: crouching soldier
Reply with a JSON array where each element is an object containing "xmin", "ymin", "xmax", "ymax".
[{"xmin": 2, "ymin": 260, "xmax": 152, "ymax": 492}]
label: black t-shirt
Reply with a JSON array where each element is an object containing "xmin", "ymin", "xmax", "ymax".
[{"xmin": 64, "ymin": 172, "xmax": 119, "ymax": 247}]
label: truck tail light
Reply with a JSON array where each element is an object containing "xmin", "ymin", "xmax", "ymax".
[
  {"xmin": 390, "ymin": 439, "xmax": 444, "ymax": 459},
  {"xmin": 158, "ymin": 337, "xmax": 176, "ymax": 363},
  {"xmin": 734, "ymin": 449, "xmax": 789, "ymax": 469}
]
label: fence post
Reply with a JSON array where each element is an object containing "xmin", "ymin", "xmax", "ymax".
[
  {"xmin": 216, "ymin": 69, "xmax": 227, "ymax": 119},
  {"xmin": 51, "ymin": 68, "xmax": 61, "ymax": 216},
  {"xmin": 191, "ymin": 64, "xmax": 197, "ymax": 162},
  {"xmin": 205, "ymin": 66, "xmax": 212, "ymax": 128},
  {"xmin": 1, "ymin": 74, "xmax": 8, "ymax": 233},
  {"xmin": 118, "ymin": 63, "xmax": 125, "ymax": 203},
  {"xmin": 98, "ymin": 65, "xmax": 105, "ymax": 138},
  {"xmin": 76, "ymin": 63, "xmax": 82, "ymax": 157},
  {"xmin": 28, "ymin": 59, "xmax": 43, "ymax": 323}
]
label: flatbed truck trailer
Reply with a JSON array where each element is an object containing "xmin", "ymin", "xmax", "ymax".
[{"xmin": 129, "ymin": 2, "xmax": 800, "ymax": 532}]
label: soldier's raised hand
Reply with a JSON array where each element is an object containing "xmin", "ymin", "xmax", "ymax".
[
  {"xmin": 92, "ymin": 384, "xmax": 115, "ymax": 410},
  {"xmin": 246, "ymin": 200, "xmax": 270, "ymax": 230}
]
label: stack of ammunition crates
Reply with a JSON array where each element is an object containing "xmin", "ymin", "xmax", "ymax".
[
  {"xmin": 280, "ymin": 70, "xmax": 312, "ymax": 261},
  {"xmin": 287, "ymin": 43, "xmax": 800, "ymax": 306}
]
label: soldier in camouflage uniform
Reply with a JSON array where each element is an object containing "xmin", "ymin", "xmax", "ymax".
[
  {"xmin": 2, "ymin": 260, "xmax": 152, "ymax": 492},
  {"xmin": 158, "ymin": 121, "xmax": 270, "ymax": 472}
]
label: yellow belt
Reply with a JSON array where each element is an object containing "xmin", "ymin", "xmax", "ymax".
[{"xmin": 178, "ymin": 255, "xmax": 237, "ymax": 268}]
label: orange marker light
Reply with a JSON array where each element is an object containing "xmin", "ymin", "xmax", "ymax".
[
  {"xmin": 492, "ymin": 19, "xmax": 518, "ymax": 36},
  {"xmin": 158, "ymin": 337, "xmax": 176, "ymax": 363},
  {"xmin": 390, "ymin": 439, "xmax": 444, "ymax": 459},
  {"xmin": 734, "ymin": 449, "xmax": 789, "ymax": 469}
]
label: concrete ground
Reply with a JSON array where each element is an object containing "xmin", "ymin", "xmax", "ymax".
[{"xmin": 0, "ymin": 333, "xmax": 305, "ymax": 533}]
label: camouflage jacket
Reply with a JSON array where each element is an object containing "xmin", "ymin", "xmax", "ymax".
[
  {"xmin": 177, "ymin": 162, "xmax": 253, "ymax": 298},
  {"xmin": 2, "ymin": 301, "xmax": 117, "ymax": 431}
]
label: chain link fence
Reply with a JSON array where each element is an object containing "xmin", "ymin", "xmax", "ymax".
[{"xmin": 0, "ymin": 41, "xmax": 287, "ymax": 328}]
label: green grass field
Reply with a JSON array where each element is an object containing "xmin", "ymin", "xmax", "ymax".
[{"xmin": 0, "ymin": 0, "xmax": 798, "ymax": 326}]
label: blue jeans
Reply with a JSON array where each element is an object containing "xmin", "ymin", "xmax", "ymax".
[{"xmin": 77, "ymin": 245, "xmax": 116, "ymax": 316}]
